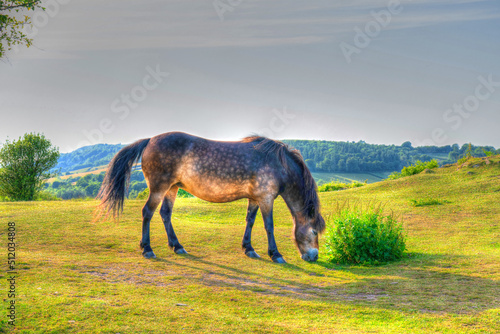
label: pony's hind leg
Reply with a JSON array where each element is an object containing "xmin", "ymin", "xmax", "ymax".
[
  {"xmin": 160, "ymin": 186, "xmax": 187, "ymax": 255},
  {"xmin": 140, "ymin": 192, "xmax": 163, "ymax": 259},
  {"xmin": 242, "ymin": 199, "xmax": 260, "ymax": 258}
]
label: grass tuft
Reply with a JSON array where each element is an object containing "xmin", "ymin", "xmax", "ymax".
[{"xmin": 409, "ymin": 198, "xmax": 451, "ymax": 207}]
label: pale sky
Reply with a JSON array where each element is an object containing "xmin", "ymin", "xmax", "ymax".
[{"xmin": 1, "ymin": 0, "xmax": 499, "ymax": 152}]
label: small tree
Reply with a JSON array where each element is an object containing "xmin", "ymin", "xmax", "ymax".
[
  {"xmin": 0, "ymin": 0, "xmax": 43, "ymax": 58},
  {"xmin": 401, "ymin": 141, "xmax": 412, "ymax": 149},
  {"xmin": 0, "ymin": 133, "xmax": 59, "ymax": 200},
  {"xmin": 466, "ymin": 143, "xmax": 473, "ymax": 159}
]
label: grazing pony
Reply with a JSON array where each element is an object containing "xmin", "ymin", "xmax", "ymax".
[{"xmin": 98, "ymin": 132, "xmax": 325, "ymax": 263}]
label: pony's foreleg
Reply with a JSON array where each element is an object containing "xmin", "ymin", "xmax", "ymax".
[
  {"xmin": 259, "ymin": 200, "xmax": 286, "ymax": 264},
  {"xmin": 242, "ymin": 199, "xmax": 260, "ymax": 258},
  {"xmin": 141, "ymin": 194, "xmax": 162, "ymax": 259},
  {"xmin": 160, "ymin": 186, "xmax": 187, "ymax": 255}
]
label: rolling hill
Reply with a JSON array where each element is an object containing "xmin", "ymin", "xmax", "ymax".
[{"xmin": 55, "ymin": 144, "xmax": 124, "ymax": 174}]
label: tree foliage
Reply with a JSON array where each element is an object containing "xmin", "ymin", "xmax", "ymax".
[
  {"xmin": 284, "ymin": 140, "xmax": 498, "ymax": 173},
  {"xmin": 285, "ymin": 140, "xmax": 436, "ymax": 172},
  {"xmin": 0, "ymin": 0, "xmax": 43, "ymax": 58},
  {"xmin": 0, "ymin": 133, "xmax": 59, "ymax": 200}
]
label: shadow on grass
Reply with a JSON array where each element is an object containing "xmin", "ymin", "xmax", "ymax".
[
  {"xmin": 143, "ymin": 251, "xmax": 498, "ymax": 315},
  {"xmin": 72, "ymin": 232, "xmax": 498, "ymax": 317}
]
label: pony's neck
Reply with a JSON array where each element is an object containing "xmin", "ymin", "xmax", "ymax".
[
  {"xmin": 279, "ymin": 155, "xmax": 310, "ymax": 218},
  {"xmin": 280, "ymin": 180, "xmax": 306, "ymax": 219}
]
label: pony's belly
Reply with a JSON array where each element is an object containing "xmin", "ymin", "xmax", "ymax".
[{"xmin": 180, "ymin": 181, "xmax": 250, "ymax": 203}]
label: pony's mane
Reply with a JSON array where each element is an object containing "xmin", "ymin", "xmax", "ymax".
[{"xmin": 242, "ymin": 136, "xmax": 325, "ymax": 233}]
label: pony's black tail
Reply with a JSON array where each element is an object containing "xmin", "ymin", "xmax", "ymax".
[{"xmin": 97, "ymin": 138, "xmax": 151, "ymax": 217}]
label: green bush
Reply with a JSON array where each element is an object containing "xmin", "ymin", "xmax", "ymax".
[
  {"xmin": 483, "ymin": 149, "xmax": 493, "ymax": 157},
  {"xmin": 318, "ymin": 180, "xmax": 366, "ymax": 192},
  {"xmin": 35, "ymin": 190, "xmax": 61, "ymax": 201},
  {"xmin": 0, "ymin": 195, "xmax": 11, "ymax": 202},
  {"xmin": 388, "ymin": 159, "xmax": 439, "ymax": 180},
  {"xmin": 325, "ymin": 204, "xmax": 406, "ymax": 265},
  {"xmin": 136, "ymin": 188, "xmax": 149, "ymax": 200},
  {"xmin": 410, "ymin": 198, "xmax": 450, "ymax": 207},
  {"xmin": 135, "ymin": 188, "xmax": 194, "ymax": 200}
]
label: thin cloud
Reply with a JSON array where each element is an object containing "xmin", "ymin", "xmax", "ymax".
[{"xmin": 14, "ymin": 0, "xmax": 499, "ymax": 56}]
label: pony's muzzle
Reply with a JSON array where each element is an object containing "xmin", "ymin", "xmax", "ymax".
[{"xmin": 301, "ymin": 248, "xmax": 319, "ymax": 262}]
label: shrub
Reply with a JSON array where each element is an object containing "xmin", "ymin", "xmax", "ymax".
[
  {"xmin": 388, "ymin": 159, "xmax": 439, "ymax": 180},
  {"xmin": 135, "ymin": 188, "xmax": 149, "ymax": 200},
  {"xmin": 178, "ymin": 189, "xmax": 194, "ymax": 198},
  {"xmin": 483, "ymin": 149, "xmax": 493, "ymax": 157},
  {"xmin": 35, "ymin": 191, "xmax": 61, "ymax": 201},
  {"xmin": 0, "ymin": 195, "xmax": 11, "ymax": 202},
  {"xmin": 410, "ymin": 198, "xmax": 449, "ymax": 207},
  {"xmin": 56, "ymin": 187, "xmax": 86, "ymax": 200},
  {"xmin": 318, "ymin": 180, "xmax": 366, "ymax": 192},
  {"xmin": 325, "ymin": 203, "xmax": 406, "ymax": 265},
  {"xmin": 134, "ymin": 188, "xmax": 194, "ymax": 200}
]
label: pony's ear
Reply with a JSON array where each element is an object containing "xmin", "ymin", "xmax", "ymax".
[
  {"xmin": 316, "ymin": 214, "xmax": 326, "ymax": 233},
  {"xmin": 308, "ymin": 206, "xmax": 316, "ymax": 218}
]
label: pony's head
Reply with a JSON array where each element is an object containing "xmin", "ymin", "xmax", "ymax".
[
  {"xmin": 284, "ymin": 145, "xmax": 325, "ymax": 262},
  {"xmin": 293, "ymin": 207, "xmax": 325, "ymax": 262}
]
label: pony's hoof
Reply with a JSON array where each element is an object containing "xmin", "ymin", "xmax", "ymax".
[
  {"xmin": 245, "ymin": 251, "xmax": 260, "ymax": 258},
  {"xmin": 143, "ymin": 251, "xmax": 156, "ymax": 259},
  {"xmin": 273, "ymin": 257, "xmax": 286, "ymax": 264},
  {"xmin": 175, "ymin": 248, "xmax": 188, "ymax": 255}
]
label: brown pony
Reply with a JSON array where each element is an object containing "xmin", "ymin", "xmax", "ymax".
[{"xmin": 98, "ymin": 132, "xmax": 325, "ymax": 263}]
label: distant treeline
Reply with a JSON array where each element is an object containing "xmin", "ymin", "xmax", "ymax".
[
  {"xmin": 283, "ymin": 140, "xmax": 498, "ymax": 173},
  {"xmin": 53, "ymin": 140, "xmax": 499, "ymax": 177}
]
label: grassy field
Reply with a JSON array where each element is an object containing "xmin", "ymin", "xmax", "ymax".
[{"xmin": 1, "ymin": 157, "xmax": 499, "ymax": 333}]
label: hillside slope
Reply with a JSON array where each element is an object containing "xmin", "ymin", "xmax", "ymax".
[
  {"xmin": 322, "ymin": 155, "xmax": 500, "ymax": 262},
  {"xmin": 55, "ymin": 144, "xmax": 124, "ymax": 174},
  {"xmin": 1, "ymin": 156, "xmax": 499, "ymax": 333}
]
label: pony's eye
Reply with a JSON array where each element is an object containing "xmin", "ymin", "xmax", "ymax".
[{"xmin": 312, "ymin": 230, "xmax": 318, "ymax": 236}]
